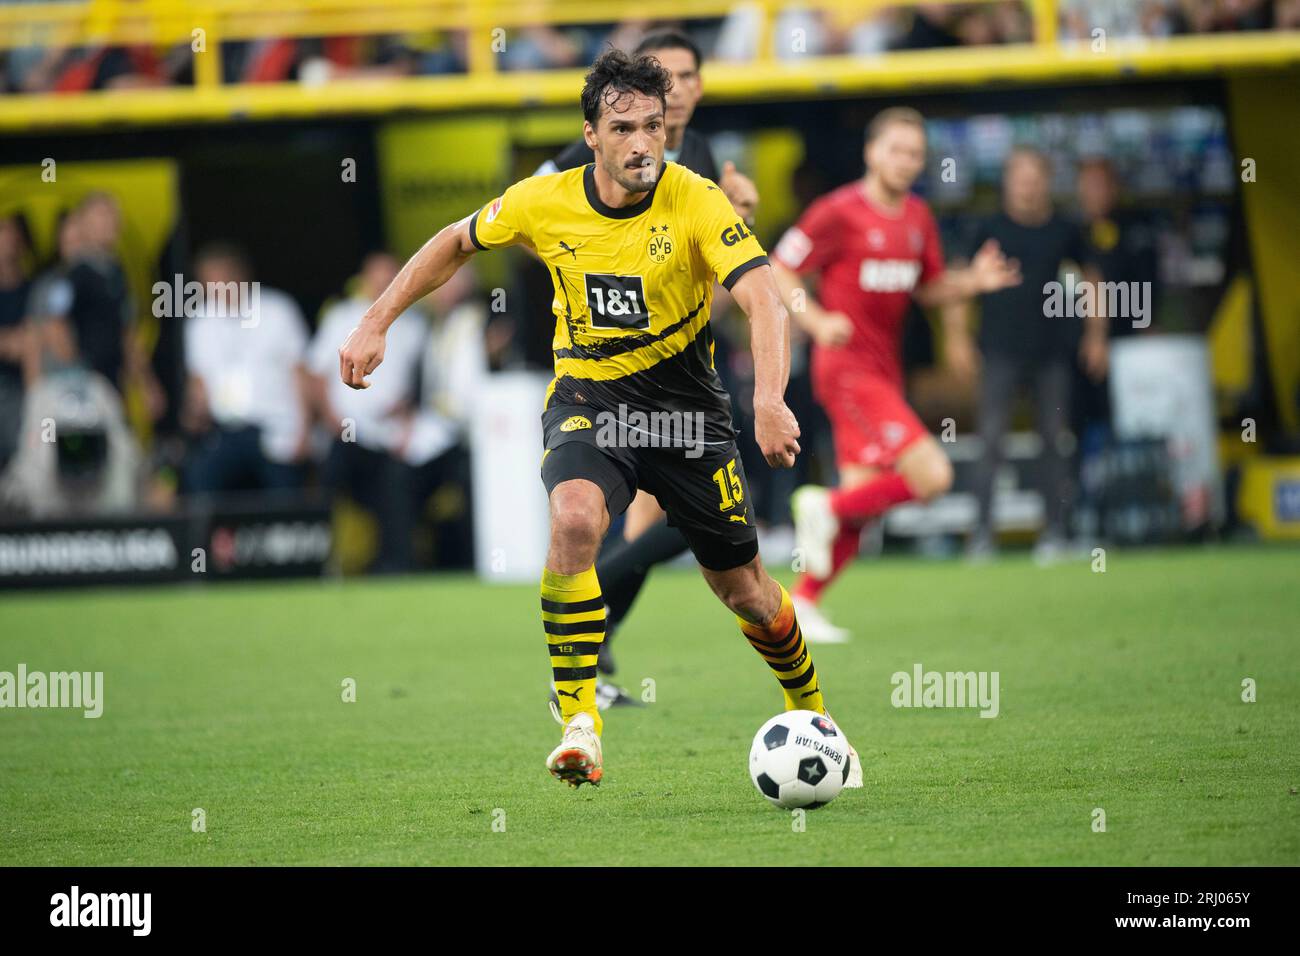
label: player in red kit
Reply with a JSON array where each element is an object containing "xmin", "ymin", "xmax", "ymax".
[{"xmin": 772, "ymin": 108, "xmax": 1021, "ymax": 642}]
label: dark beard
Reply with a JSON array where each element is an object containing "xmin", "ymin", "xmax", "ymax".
[{"xmin": 606, "ymin": 161, "xmax": 656, "ymax": 194}]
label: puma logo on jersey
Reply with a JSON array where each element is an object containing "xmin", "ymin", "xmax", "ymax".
[
  {"xmin": 556, "ymin": 687, "xmax": 582, "ymax": 700},
  {"xmin": 560, "ymin": 415, "xmax": 592, "ymax": 432},
  {"xmin": 559, "ymin": 240, "xmax": 583, "ymax": 259},
  {"xmin": 729, "ymin": 513, "xmax": 748, "ymax": 524}
]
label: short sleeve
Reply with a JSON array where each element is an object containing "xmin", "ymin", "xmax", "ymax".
[
  {"xmin": 687, "ymin": 174, "xmax": 768, "ymax": 290},
  {"xmin": 468, "ymin": 179, "xmax": 534, "ymax": 251},
  {"xmin": 772, "ymin": 194, "xmax": 839, "ymax": 276},
  {"xmin": 918, "ymin": 205, "xmax": 946, "ymax": 285}
]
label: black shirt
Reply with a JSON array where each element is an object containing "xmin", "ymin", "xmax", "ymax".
[
  {"xmin": 968, "ymin": 212, "xmax": 1092, "ymax": 361},
  {"xmin": 541, "ymin": 127, "xmax": 719, "ymax": 183},
  {"xmin": 67, "ymin": 256, "xmax": 130, "ymax": 389},
  {"xmin": 0, "ymin": 280, "xmax": 29, "ymax": 391},
  {"xmin": 1080, "ymin": 211, "xmax": 1159, "ymax": 338}
]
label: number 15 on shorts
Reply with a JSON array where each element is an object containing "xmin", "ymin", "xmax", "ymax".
[{"xmin": 712, "ymin": 457, "xmax": 745, "ymax": 511}]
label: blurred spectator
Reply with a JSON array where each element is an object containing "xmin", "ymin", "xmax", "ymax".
[
  {"xmin": 22, "ymin": 210, "xmax": 82, "ymax": 381},
  {"xmin": 1070, "ymin": 156, "xmax": 1162, "ymax": 540},
  {"xmin": 1061, "ymin": 0, "xmax": 1168, "ymax": 40},
  {"xmin": 20, "ymin": 194, "xmax": 163, "ymax": 418},
  {"xmin": 1278, "ymin": 0, "xmax": 1300, "ymax": 27},
  {"xmin": 0, "ymin": 369, "xmax": 143, "ymax": 519},
  {"xmin": 297, "ymin": 35, "xmax": 420, "ymax": 84},
  {"xmin": 1173, "ymin": 0, "xmax": 1274, "ymax": 32},
  {"xmin": 412, "ymin": 262, "xmax": 491, "ymax": 569},
  {"xmin": 966, "ymin": 148, "xmax": 1103, "ymax": 562},
  {"xmin": 0, "ymin": 214, "xmax": 33, "ymax": 471},
  {"xmin": 1072, "ymin": 156, "xmax": 1159, "ymax": 437},
  {"xmin": 498, "ymin": 4, "xmax": 585, "ymax": 73},
  {"xmin": 419, "ymin": 261, "xmax": 495, "ymax": 422},
  {"xmin": 2, "ymin": 195, "xmax": 146, "ymax": 518},
  {"xmin": 894, "ymin": 4, "xmax": 965, "ymax": 49},
  {"xmin": 412, "ymin": 32, "xmax": 469, "ymax": 76},
  {"xmin": 181, "ymin": 244, "xmax": 310, "ymax": 496},
  {"xmin": 715, "ymin": 3, "xmax": 843, "ymax": 61},
  {"xmin": 6, "ymin": 3, "xmax": 1295, "ymax": 96},
  {"xmin": 64, "ymin": 194, "xmax": 130, "ymax": 390},
  {"xmin": 307, "ymin": 252, "xmax": 436, "ymax": 573}
]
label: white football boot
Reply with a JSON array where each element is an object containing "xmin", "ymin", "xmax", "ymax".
[
  {"xmin": 843, "ymin": 737, "xmax": 863, "ymax": 788},
  {"xmin": 791, "ymin": 485, "xmax": 838, "ymax": 580},
  {"xmin": 546, "ymin": 700, "xmax": 603, "ymax": 788},
  {"xmin": 823, "ymin": 709, "xmax": 863, "ymax": 789},
  {"xmin": 792, "ymin": 594, "xmax": 851, "ymax": 644}
]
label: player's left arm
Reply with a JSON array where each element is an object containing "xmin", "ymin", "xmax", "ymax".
[
  {"xmin": 730, "ymin": 267, "xmax": 801, "ymax": 469},
  {"xmin": 692, "ymin": 174, "xmax": 799, "ymax": 468}
]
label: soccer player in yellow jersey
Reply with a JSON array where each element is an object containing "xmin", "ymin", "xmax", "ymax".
[{"xmin": 339, "ymin": 50, "xmax": 860, "ymax": 790}]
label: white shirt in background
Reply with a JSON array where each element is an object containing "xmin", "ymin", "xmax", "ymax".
[
  {"xmin": 185, "ymin": 286, "xmax": 308, "ymax": 464},
  {"xmin": 309, "ymin": 297, "xmax": 456, "ymax": 464}
]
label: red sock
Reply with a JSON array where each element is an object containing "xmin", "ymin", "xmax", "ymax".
[
  {"xmin": 793, "ymin": 523, "xmax": 863, "ymax": 603},
  {"xmin": 830, "ymin": 472, "xmax": 914, "ymax": 523}
]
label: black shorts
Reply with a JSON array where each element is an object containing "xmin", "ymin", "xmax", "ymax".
[{"xmin": 539, "ymin": 403, "xmax": 759, "ymax": 572}]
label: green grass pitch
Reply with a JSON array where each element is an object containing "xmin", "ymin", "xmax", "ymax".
[{"xmin": 1, "ymin": 545, "xmax": 1296, "ymax": 866}]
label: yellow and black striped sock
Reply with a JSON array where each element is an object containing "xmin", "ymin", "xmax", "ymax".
[
  {"xmin": 541, "ymin": 565, "xmax": 605, "ymax": 736},
  {"xmin": 738, "ymin": 583, "xmax": 826, "ymax": 714}
]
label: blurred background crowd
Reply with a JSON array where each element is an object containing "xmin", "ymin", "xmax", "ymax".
[
  {"xmin": 0, "ymin": 141, "xmax": 1218, "ymax": 569},
  {"xmin": 3, "ymin": 1, "xmax": 1299, "ymax": 93},
  {"xmin": 0, "ymin": 2, "xmax": 1294, "ymax": 581}
]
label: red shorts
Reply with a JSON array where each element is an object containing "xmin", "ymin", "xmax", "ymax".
[{"xmin": 812, "ymin": 358, "xmax": 928, "ymax": 470}]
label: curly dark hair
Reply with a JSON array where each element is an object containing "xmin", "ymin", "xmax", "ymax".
[{"xmin": 580, "ymin": 48, "xmax": 672, "ymax": 127}]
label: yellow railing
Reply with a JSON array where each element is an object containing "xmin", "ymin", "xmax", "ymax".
[
  {"xmin": 4, "ymin": 0, "xmax": 1059, "ymax": 88},
  {"xmin": 3, "ymin": 0, "xmax": 1299, "ymax": 132}
]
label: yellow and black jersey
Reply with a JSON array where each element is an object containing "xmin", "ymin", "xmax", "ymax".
[{"xmin": 468, "ymin": 161, "xmax": 768, "ymax": 442}]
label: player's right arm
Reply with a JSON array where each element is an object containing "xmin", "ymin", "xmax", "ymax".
[
  {"xmin": 770, "ymin": 198, "xmax": 853, "ymax": 348},
  {"xmin": 338, "ymin": 219, "xmax": 476, "ymax": 389},
  {"xmin": 340, "ymin": 182, "xmax": 531, "ymax": 390}
]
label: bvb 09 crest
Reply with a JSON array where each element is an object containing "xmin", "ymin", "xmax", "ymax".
[{"xmin": 647, "ymin": 232, "xmax": 673, "ymax": 264}]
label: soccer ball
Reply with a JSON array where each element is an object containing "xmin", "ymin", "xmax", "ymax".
[{"xmin": 748, "ymin": 710, "xmax": 850, "ymax": 809}]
